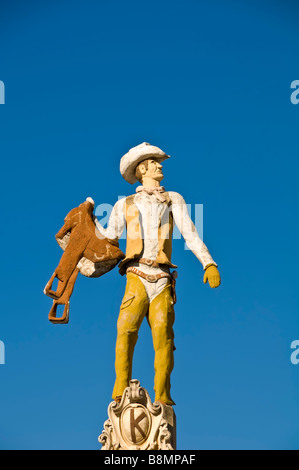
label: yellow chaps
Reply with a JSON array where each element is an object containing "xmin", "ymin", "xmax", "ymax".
[{"xmin": 112, "ymin": 272, "xmax": 175, "ymax": 405}]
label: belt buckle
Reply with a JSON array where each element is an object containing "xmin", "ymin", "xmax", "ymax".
[
  {"xmin": 144, "ymin": 259, "xmax": 153, "ymax": 266},
  {"xmin": 146, "ymin": 274, "xmax": 157, "ymax": 283}
]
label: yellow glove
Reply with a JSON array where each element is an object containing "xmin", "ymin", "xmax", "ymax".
[{"xmin": 203, "ymin": 265, "xmax": 221, "ymax": 288}]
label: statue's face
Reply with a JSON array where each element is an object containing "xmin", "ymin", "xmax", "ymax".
[{"xmin": 140, "ymin": 159, "xmax": 164, "ymax": 182}]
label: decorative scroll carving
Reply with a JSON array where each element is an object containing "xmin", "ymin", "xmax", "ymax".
[{"xmin": 98, "ymin": 380, "xmax": 176, "ymax": 450}]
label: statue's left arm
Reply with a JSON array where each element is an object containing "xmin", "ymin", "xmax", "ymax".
[{"xmin": 169, "ymin": 192, "xmax": 221, "ymax": 288}]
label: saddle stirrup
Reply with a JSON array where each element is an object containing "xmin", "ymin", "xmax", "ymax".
[
  {"xmin": 44, "ymin": 272, "xmax": 68, "ymax": 300},
  {"xmin": 48, "ymin": 268, "xmax": 79, "ymax": 324},
  {"xmin": 48, "ymin": 300, "xmax": 70, "ymax": 324}
]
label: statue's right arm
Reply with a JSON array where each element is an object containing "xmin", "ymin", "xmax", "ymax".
[{"xmin": 94, "ymin": 197, "xmax": 126, "ymax": 240}]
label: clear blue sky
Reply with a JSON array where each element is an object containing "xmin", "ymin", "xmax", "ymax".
[{"xmin": 0, "ymin": 0, "xmax": 299, "ymax": 450}]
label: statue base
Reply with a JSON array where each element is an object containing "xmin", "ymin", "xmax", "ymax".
[{"xmin": 98, "ymin": 379, "xmax": 176, "ymax": 450}]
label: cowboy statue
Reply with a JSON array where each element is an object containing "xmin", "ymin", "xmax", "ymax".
[
  {"xmin": 44, "ymin": 142, "xmax": 221, "ymax": 410},
  {"xmin": 95, "ymin": 142, "xmax": 221, "ymax": 406}
]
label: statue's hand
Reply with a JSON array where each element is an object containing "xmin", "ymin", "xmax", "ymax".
[{"xmin": 203, "ymin": 265, "xmax": 221, "ymax": 288}]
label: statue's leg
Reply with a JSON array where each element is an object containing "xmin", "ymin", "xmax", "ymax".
[
  {"xmin": 148, "ymin": 283, "xmax": 176, "ymax": 406},
  {"xmin": 112, "ymin": 273, "xmax": 149, "ymax": 400}
]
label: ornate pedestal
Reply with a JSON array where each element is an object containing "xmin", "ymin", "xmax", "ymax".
[{"xmin": 98, "ymin": 379, "xmax": 176, "ymax": 450}]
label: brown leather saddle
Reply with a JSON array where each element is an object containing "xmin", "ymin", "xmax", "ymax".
[{"xmin": 44, "ymin": 198, "xmax": 125, "ymax": 324}]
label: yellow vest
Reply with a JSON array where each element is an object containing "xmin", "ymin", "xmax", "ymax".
[{"xmin": 118, "ymin": 193, "xmax": 178, "ymax": 275}]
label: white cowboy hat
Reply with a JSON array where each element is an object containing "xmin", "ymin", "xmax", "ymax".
[{"xmin": 120, "ymin": 142, "xmax": 170, "ymax": 184}]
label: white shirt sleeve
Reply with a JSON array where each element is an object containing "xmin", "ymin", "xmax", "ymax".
[
  {"xmin": 94, "ymin": 197, "xmax": 126, "ymax": 240},
  {"xmin": 169, "ymin": 191, "xmax": 217, "ymax": 270}
]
